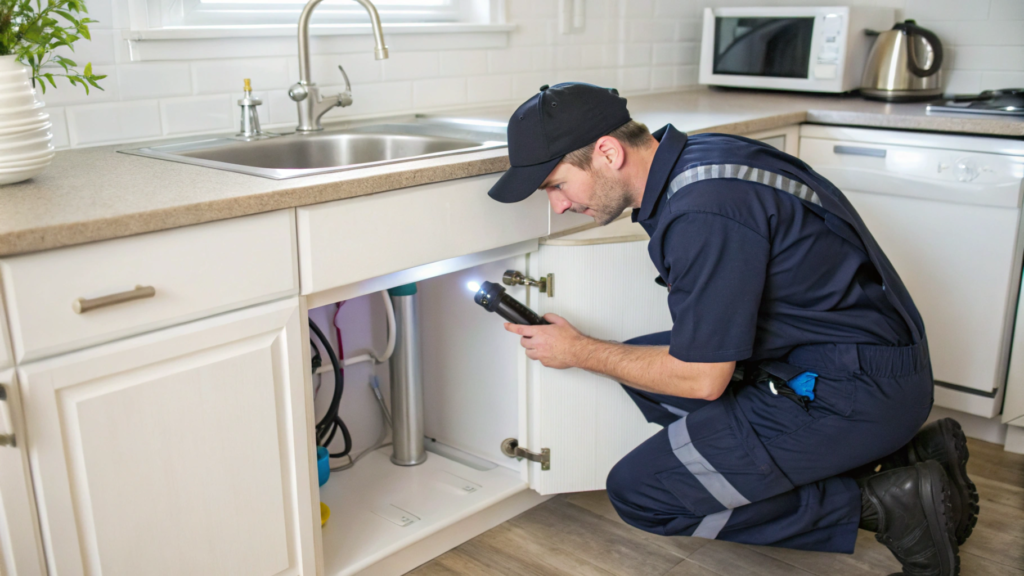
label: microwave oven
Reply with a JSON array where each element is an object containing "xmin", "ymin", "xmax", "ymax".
[{"xmin": 698, "ymin": 6, "xmax": 895, "ymax": 93}]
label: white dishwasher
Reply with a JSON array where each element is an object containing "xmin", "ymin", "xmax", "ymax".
[{"xmin": 799, "ymin": 125, "xmax": 1024, "ymax": 418}]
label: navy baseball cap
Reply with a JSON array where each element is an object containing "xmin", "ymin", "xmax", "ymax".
[{"xmin": 487, "ymin": 82, "xmax": 631, "ymax": 204}]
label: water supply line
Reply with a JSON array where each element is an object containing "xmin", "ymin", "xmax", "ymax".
[{"xmin": 313, "ymin": 291, "xmax": 395, "ymax": 375}]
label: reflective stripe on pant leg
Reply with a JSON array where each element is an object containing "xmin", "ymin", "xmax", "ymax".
[
  {"xmin": 692, "ymin": 509, "xmax": 734, "ymax": 539},
  {"xmin": 667, "ymin": 414, "xmax": 751, "ymax": 538}
]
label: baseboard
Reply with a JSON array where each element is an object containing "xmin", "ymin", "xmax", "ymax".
[
  {"xmin": 1004, "ymin": 424, "xmax": 1024, "ymax": 455},
  {"xmin": 926, "ymin": 405, "xmax": 1007, "ymax": 445}
]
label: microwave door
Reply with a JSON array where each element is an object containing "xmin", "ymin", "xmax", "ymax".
[{"xmin": 714, "ymin": 17, "xmax": 814, "ymax": 79}]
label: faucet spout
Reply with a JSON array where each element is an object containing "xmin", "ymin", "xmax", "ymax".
[{"xmin": 292, "ymin": 0, "xmax": 388, "ymax": 132}]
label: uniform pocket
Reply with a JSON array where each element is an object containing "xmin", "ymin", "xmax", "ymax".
[{"xmin": 655, "ymin": 395, "xmax": 795, "ymax": 515}]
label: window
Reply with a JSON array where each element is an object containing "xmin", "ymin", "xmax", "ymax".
[{"xmin": 143, "ymin": 0, "xmax": 464, "ymax": 29}]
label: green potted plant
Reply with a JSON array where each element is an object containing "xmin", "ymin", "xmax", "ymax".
[{"xmin": 0, "ymin": 0, "xmax": 106, "ymax": 184}]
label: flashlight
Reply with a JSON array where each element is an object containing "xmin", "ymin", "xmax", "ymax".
[{"xmin": 472, "ymin": 281, "xmax": 549, "ymax": 325}]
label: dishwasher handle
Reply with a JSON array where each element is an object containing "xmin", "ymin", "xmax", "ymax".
[
  {"xmin": 834, "ymin": 145, "xmax": 887, "ymax": 158},
  {"xmin": 816, "ymin": 165, "xmax": 1021, "ymax": 209}
]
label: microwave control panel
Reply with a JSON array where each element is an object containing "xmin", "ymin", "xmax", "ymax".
[{"xmin": 813, "ymin": 13, "xmax": 844, "ymax": 80}]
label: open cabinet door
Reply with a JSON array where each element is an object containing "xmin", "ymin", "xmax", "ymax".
[{"xmin": 523, "ymin": 220, "xmax": 670, "ymax": 494}]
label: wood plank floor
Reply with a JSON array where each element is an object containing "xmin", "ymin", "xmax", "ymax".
[{"xmin": 410, "ymin": 438, "xmax": 1024, "ymax": 576}]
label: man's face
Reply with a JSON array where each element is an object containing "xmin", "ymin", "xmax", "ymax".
[{"xmin": 540, "ymin": 160, "xmax": 633, "ymax": 226}]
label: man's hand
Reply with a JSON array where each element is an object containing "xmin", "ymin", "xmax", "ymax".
[{"xmin": 504, "ymin": 314, "xmax": 591, "ymax": 369}]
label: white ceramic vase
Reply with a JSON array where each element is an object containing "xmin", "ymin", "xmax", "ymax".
[{"xmin": 0, "ymin": 55, "xmax": 54, "ymax": 185}]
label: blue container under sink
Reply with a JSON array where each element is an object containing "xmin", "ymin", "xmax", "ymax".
[{"xmin": 317, "ymin": 446, "xmax": 330, "ymax": 486}]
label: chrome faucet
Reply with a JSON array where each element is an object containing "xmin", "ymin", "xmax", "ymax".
[{"xmin": 288, "ymin": 0, "xmax": 389, "ymax": 133}]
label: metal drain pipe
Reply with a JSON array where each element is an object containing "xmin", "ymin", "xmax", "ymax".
[{"xmin": 388, "ymin": 283, "xmax": 427, "ymax": 466}]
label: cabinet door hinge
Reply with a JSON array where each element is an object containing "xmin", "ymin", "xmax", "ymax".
[
  {"xmin": 501, "ymin": 438, "xmax": 550, "ymax": 470},
  {"xmin": 502, "ymin": 270, "xmax": 554, "ymax": 297}
]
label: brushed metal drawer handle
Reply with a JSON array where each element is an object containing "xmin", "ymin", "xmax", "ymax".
[
  {"xmin": 0, "ymin": 384, "xmax": 14, "ymax": 448},
  {"xmin": 833, "ymin": 145, "xmax": 887, "ymax": 158},
  {"xmin": 73, "ymin": 285, "xmax": 156, "ymax": 314}
]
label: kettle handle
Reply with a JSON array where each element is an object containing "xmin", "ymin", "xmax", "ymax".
[{"xmin": 904, "ymin": 22, "xmax": 943, "ymax": 78}]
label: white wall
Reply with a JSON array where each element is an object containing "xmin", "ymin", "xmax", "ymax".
[
  {"xmin": 42, "ymin": 0, "xmax": 1023, "ymax": 149},
  {"xmin": 690, "ymin": 0, "xmax": 1024, "ymax": 95}
]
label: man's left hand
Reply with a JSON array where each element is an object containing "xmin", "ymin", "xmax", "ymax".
[{"xmin": 504, "ymin": 314, "xmax": 591, "ymax": 369}]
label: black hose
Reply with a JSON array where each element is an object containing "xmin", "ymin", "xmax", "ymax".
[{"xmin": 309, "ymin": 319, "xmax": 352, "ymax": 459}]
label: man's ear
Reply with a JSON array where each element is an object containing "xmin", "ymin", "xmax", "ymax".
[{"xmin": 592, "ymin": 136, "xmax": 626, "ymax": 171}]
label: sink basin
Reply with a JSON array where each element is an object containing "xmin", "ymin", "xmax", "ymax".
[{"xmin": 119, "ymin": 119, "xmax": 508, "ymax": 180}]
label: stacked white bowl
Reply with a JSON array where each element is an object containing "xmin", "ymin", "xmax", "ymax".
[{"xmin": 0, "ymin": 56, "xmax": 53, "ymax": 185}]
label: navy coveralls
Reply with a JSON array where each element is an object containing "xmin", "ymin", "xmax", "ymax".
[{"xmin": 606, "ymin": 125, "xmax": 933, "ymax": 553}]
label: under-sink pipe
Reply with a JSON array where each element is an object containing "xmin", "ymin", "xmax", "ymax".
[
  {"xmin": 388, "ymin": 283, "xmax": 426, "ymax": 466},
  {"xmin": 314, "ymin": 291, "xmax": 396, "ymax": 375}
]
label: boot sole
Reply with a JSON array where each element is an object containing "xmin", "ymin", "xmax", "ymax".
[
  {"xmin": 921, "ymin": 419, "xmax": 979, "ymax": 545},
  {"xmin": 918, "ymin": 461, "xmax": 960, "ymax": 576}
]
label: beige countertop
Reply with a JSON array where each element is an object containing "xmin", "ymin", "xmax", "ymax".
[{"xmin": 1, "ymin": 88, "xmax": 1022, "ymax": 257}]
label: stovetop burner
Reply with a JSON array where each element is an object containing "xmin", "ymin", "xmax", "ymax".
[{"xmin": 926, "ymin": 88, "xmax": 1024, "ymax": 117}]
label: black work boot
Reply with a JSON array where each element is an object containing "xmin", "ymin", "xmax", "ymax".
[
  {"xmin": 859, "ymin": 461, "xmax": 959, "ymax": 576},
  {"xmin": 877, "ymin": 418, "xmax": 979, "ymax": 545}
]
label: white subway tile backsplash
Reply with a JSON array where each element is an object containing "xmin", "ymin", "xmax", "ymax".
[
  {"xmin": 488, "ymin": 47, "xmax": 534, "ymax": 74},
  {"xmin": 990, "ymin": 0, "xmax": 1024, "ymax": 20},
  {"xmin": 381, "ymin": 51, "xmax": 440, "ymax": 81},
  {"xmin": 676, "ymin": 19, "xmax": 702, "ymax": 42},
  {"xmin": 618, "ymin": 43, "xmax": 651, "ymax": 67},
  {"xmin": 53, "ymin": 29, "xmax": 117, "ymax": 66},
  {"xmin": 321, "ymin": 81, "xmax": 413, "ymax": 119},
  {"xmin": 950, "ymin": 47, "xmax": 1024, "ymax": 71},
  {"xmin": 905, "ymin": 0, "xmax": 991, "ymax": 21},
  {"xmin": 675, "ymin": 65, "xmax": 698, "ymax": 88},
  {"xmin": 88, "ymin": 0, "xmax": 115, "ymax": 29},
  {"xmin": 651, "ymin": 66, "xmax": 676, "ymax": 91},
  {"xmin": 42, "ymin": 0, "xmax": 1022, "ymax": 149},
  {"xmin": 652, "ymin": 43, "xmax": 684, "ymax": 66},
  {"xmin": 118, "ymin": 63, "xmax": 192, "ymax": 100},
  {"xmin": 440, "ymin": 50, "xmax": 489, "ymax": 77},
  {"xmin": 298, "ymin": 52, "xmax": 383, "ymax": 86},
  {"xmin": 467, "ymin": 74, "xmax": 512, "ymax": 103},
  {"xmin": 191, "ymin": 58, "xmax": 291, "ymax": 95},
  {"xmin": 655, "ymin": 0, "xmax": 700, "ymax": 19},
  {"xmin": 555, "ymin": 45, "xmax": 584, "ymax": 70},
  {"xmin": 39, "ymin": 65, "xmax": 119, "ymax": 106},
  {"xmin": 942, "ymin": 70, "xmax": 982, "ymax": 95},
  {"xmin": 413, "ymin": 77, "xmax": 468, "ymax": 108},
  {"xmin": 980, "ymin": 71, "xmax": 1024, "ymax": 91},
  {"xmin": 66, "ymin": 100, "xmax": 161, "ymax": 146},
  {"xmin": 947, "ymin": 20, "xmax": 1024, "ymax": 47},
  {"xmin": 160, "ymin": 95, "xmax": 233, "ymax": 136},
  {"xmin": 581, "ymin": 44, "xmax": 610, "ymax": 69},
  {"xmin": 512, "ymin": 72, "xmax": 553, "ymax": 99},
  {"xmin": 618, "ymin": 66, "xmax": 651, "ymax": 93},
  {"xmin": 47, "ymin": 107, "xmax": 70, "ymax": 149}
]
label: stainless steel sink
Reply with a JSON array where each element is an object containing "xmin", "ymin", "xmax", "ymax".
[{"xmin": 119, "ymin": 118, "xmax": 508, "ymax": 180}]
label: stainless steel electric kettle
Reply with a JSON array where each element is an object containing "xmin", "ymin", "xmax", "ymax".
[{"xmin": 861, "ymin": 20, "xmax": 944, "ymax": 101}]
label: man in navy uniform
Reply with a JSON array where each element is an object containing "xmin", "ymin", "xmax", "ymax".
[{"xmin": 488, "ymin": 83, "xmax": 978, "ymax": 576}]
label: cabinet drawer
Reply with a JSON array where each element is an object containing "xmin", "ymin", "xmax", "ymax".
[
  {"xmin": 297, "ymin": 173, "xmax": 550, "ymax": 295},
  {"xmin": 1, "ymin": 209, "xmax": 298, "ymax": 362}
]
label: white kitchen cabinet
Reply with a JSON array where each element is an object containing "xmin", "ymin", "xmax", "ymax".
[
  {"xmin": 1, "ymin": 209, "xmax": 298, "ymax": 364},
  {"xmin": 524, "ymin": 219, "xmax": 667, "ymax": 494},
  {"xmin": 296, "ymin": 174, "xmax": 550, "ymax": 297},
  {"xmin": 16, "ymin": 297, "xmax": 316, "ymax": 576},
  {"xmin": 744, "ymin": 125, "xmax": 800, "ymax": 155},
  {"xmin": 0, "ymin": 369, "xmax": 48, "ymax": 576}
]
